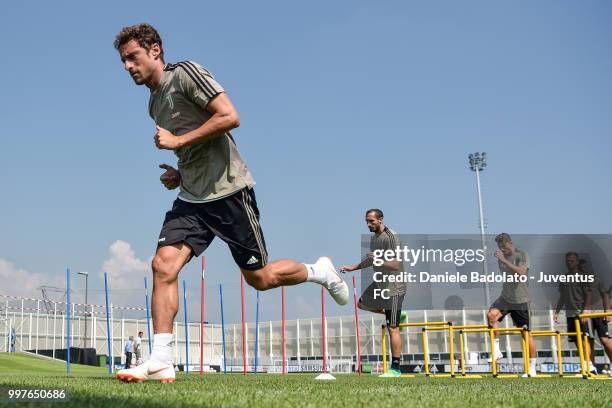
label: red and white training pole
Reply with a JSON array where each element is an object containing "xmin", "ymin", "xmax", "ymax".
[
  {"xmin": 240, "ymin": 273, "xmax": 247, "ymax": 376},
  {"xmin": 315, "ymin": 287, "xmax": 335, "ymax": 380},
  {"xmin": 352, "ymin": 275, "xmax": 362, "ymax": 376},
  {"xmin": 200, "ymin": 256, "xmax": 206, "ymax": 376},
  {"xmin": 282, "ymin": 287, "xmax": 286, "ymax": 376}
]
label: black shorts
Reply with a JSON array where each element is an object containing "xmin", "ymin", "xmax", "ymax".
[
  {"xmin": 566, "ymin": 317, "xmax": 590, "ymax": 342},
  {"xmin": 157, "ymin": 188, "xmax": 268, "ymax": 270},
  {"xmin": 359, "ymin": 283, "xmax": 404, "ymax": 327},
  {"xmin": 490, "ymin": 297, "xmax": 530, "ymax": 329}
]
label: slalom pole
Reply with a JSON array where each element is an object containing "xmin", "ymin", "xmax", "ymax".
[
  {"xmin": 313, "ymin": 287, "xmax": 335, "ymax": 379},
  {"xmin": 144, "ymin": 277, "xmax": 152, "ymax": 355},
  {"xmin": 219, "ymin": 284, "xmax": 227, "ymax": 374},
  {"xmin": 322, "ymin": 287, "xmax": 327, "ymax": 373},
  {"xmin": 352, "ymin": 275, "xmax": 362, "ymax": 376},
  {"xmin": 282, "ymin": 287, "xmax": 286, "ymax": 376},
  {"xmin": 240, "ymin": 274, "xmax": 247, "ymax": 376},
  {"xmin": 183, "ymin": 280, "xmax": 189, "ymax": 374},
  {"xmin": 66, "ymin": 268, "xmax": 71, "ymax": 377},
  {"xmin": 254, "ymin": 290, "xmax": 260, "ymax": 374},
  {"xmin": 200, "ymin": 256, "xmax": 206, "ymax": 376},
  {"xmin": 104, "ymin": 272, "xmax": 112, "ymax": 374}
]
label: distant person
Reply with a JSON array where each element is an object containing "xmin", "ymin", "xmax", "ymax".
[
  {"xmin": 553, "ymin": 252, "xmax": 597, "ymax": 375},
  {"xmin": 578, "ymin": 259, "xmax": 611, "ymax": 374},
  {"xmin": 340, "ymin": 209, "xmax": 406, "ymax": 378},
  {"xmin": 125, "ymin": 336, "xmax": 134, "ymax": 369},
  {"xmin": 134, "ymin": 331, "xmax": 144, "ymax": 365},
  {"xmin": 487, "ymin": 233, "xmax": 537, "ymax": 377}
]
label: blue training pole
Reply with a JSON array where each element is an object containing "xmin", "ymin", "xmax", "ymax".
[
  {"xmin": 104, "ymin": 272, "xmax": 112, "ymax": 374},
  {"xmin": 219, "ymin": 284, "xmax": 227, "ymax": 374},
  {"xmin": 144, "ymin": 277, "xmax": 152, "ymax": 354},
  {"xmin": 254, "ymin": 291, "xmax": 260, "ymax": 374},
  {"xmin": 66, "ymin": 268, "xmax": 71, "ymax": 377},
  {"xmin": 183, "ymin": 280, "xmax": 189, "ymax": 374}
]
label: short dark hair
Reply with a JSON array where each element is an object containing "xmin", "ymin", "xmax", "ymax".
[
  {"xmin": 565, "ymin": 251, "xmax": 579, "ymax": 259},
  {"xmin": 494, "ymin": 233, "xmax": 511, "ymax": 245},
  {"xmin": 114, "ymin": 23, "xmax": 164, "ymax": 62},
  {"xmin": 366, "ymin": 208, "xmax": 384, "ymax": 219},
  {"xmin": 138, "ymin": 331, "xmax": 143, "ymax": 335}
]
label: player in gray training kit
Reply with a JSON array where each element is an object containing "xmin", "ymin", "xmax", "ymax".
[
  {"xmin": 487, "ymin": 233, "xmax": 538, "ymax": 377},
  {"xmin": 341, "ymin": 209, "xmax": 406, "ymax": 377},
  {"xmin": 113, "ymin": 23, "xmax": 348, "ymax": 383}
]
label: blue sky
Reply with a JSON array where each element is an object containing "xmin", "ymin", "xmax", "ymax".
[{"xmin": 1, "ymin": 1, "xmax": 611, "ymax": 323}]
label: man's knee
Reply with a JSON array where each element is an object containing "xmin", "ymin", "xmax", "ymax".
[
  {"xmin": 487, "ymin": 309, "xmax": 500, "ymax": 323},
  {"xmin": 152, "ymin": 253, "xmax": 180, "ymax": 285},
  {"xmin": 242, "ymin": 269, "xmax": 277, "ymax": 291}
]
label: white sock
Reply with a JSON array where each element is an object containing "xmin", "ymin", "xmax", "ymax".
[
  {"xmin": 150, "ymin": 333, "xmax": 173, "ymax": 365},
  {"xmin": 493, "ymin": 338, "xmax": 500, "ymax": 352},
  {"xmin": 530, "ymin": 358, "xmax": 537, "ymax": 370},
  {"xmin": 304, "ymin": 261, "xmax": 327, "ymax": 285}
]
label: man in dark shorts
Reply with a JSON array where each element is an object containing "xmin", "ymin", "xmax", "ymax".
[
  {"xmin": 113, "ymin": 23, "xmax": 348, "ymax": 383},
  {"xmin": 340, "ymin": 209, "xmax": 406, "ymax": 378},
  {"xmin": 486, "ymin": 233, "xmax": 537, "ymax": 377},
  {"xmin": 555, "ymin": 255, "xmax": 609, "ymax": 375},
  {"xmin": 578, "ymin": 259, "xmax": 612, "ymax": 374}
]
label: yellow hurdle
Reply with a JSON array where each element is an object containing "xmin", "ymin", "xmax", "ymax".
[
  {"xmin": 576, "ymin": 312, "xmax": 612, "ymax": 379},
  {"xmin": 531, "ymin": 331, "xmax": 567, "ymax": 377},
  {"xmin": 380, "ymin": 321, "xmax": 452, "ymax": 376},
  {"xmin": 381, "ymin": 326, "xmax": 387, "ymax": 374},
  {"xmin": 459, "ymin": 327, "xmax": 529, "ymax": 377},
  {"xmin": 574, "ymin": 318, "xmax": 587, "ymax": 378}
]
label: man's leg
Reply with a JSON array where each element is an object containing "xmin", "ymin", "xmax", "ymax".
[
  {"xmin": 379, "ymin": 295, "xmax": 403, "ymax": 377},
  {"xmin": 212, "ymin": 188, "xmax": 348, "ymax": 304},
  {"xmin": 593, "ymin": 318, "xmax": 612, "ymax": 362},
  {"xmin": 487, "ymin": 304, "xmax": 505, "ymax": 362},
  {"xmin": 600, "ymin": 337, "xmax": 612, "ymax": 361},
  {"xmin": 389, "ymin": 326, "xmax": 402, "ymax": 368},
  {"xmin": 150, "ymin": 243, "xmax": 192, "ymax": 361},
  {"xmin": 240, "ymin": 260, "xmax": 306, "ymax": 290},
  {"xmin": 116, "ymin": 242, "xmax": 191, "ymax": 383},
  {"xmin": 487, "ymin": 308, "xmax": 502, "ymax": 338},
  {"xmin": 239, "ymin": 256, "xmax": 348, "ymax": 305}
]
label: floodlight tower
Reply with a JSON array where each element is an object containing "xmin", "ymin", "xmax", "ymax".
[{"xmin": 468, "ymin": 152, "xmax": 490, "ymax": 306}]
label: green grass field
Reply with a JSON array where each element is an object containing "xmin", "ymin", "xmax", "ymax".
[{"xmin": 0, "ymin": 353, "xmax": 610, "ymax": 408}]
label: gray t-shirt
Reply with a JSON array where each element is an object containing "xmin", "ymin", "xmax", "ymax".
[
  {"xmin": 149, "ymin": 61, "xmax": 255, "ymax": 202},
  {"xmin": 370, "ymin": 227, "xmax": 406, "ymax": 296},
  {"xmin": 557, "ymin": 274, "xmax": 592, "ymax": 318},
  {"xmin": 500, "ymin": 248, "xmax": 530, "ymax": 304}
]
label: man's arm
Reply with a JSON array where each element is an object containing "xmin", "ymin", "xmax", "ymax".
[
  {"xmin": 155, "ymin": 93, "xmax": 240, "ymax": 150},
  {"xmin": 340, "ymin": 254, "xmax": 374, "ymax": 272},
  {"xmin": 495, "ymin": 250, "xmax": 528, "ymax": 275}
]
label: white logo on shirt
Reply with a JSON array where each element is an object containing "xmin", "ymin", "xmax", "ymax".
[{"xmin": 246, "ymin": 256, "xmax": 259, "ymax": 265}]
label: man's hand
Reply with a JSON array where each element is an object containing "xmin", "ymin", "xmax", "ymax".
[
  {"xmin": 553, "ymin": 312, "xmax": 559, "ymax": 324},
  {"xmin": 340, "ymin": 265, "xmax": 358, "ymax": 273},
  {"xmin": 580, "ymin": 309, "xmax": 591, "ymax": 324},
  {"xmin": 159, "ymin": 164, "xmax": 180, "ymax": 190},
  {"xmin": 494, "ymin": 249, "xmax": 507, "ymax": 262},
  {"xmin": 154, "ymin": 126, "xmax": 182, "ymax": 150}
]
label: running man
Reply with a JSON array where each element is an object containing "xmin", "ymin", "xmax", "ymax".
[
  {"xmin": 578, "ymin": 259, "xmax": 612, "ymax": 374},
  {"xmin": 113, "ymin": 23, "xmax": 348, "ymax": 383},
  {"xmin": 554, "ymin": 255, "xmax": 608, "ymax": 375},
  {"xmin": 486, "ymin": 233, "xmax": 537, "ymax": 377},
  {"xmin": 340, "ymin": 209, "xmax": 406, "ymax": 378}
]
